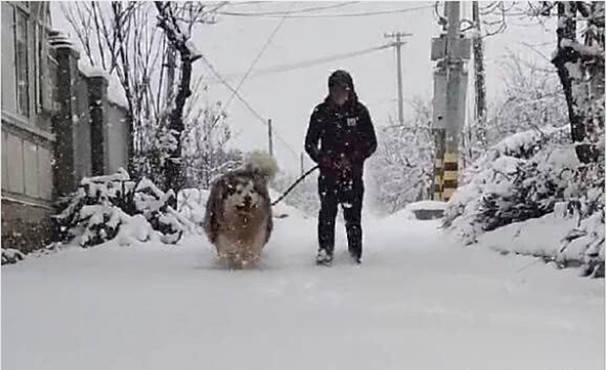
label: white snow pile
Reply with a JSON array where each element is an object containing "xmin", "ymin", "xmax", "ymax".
[
  {"xmin": 1, "ymin": 248, "xmax": 25, "ymax": 265},
  {"xmin": 54, "ymin": 169, "xmax": 192, "ymax": 248},
  {"xmin": 177, "ymin": 188, "xmax": 210, "ymax": 227},
  {"xmin": 50, "ymin": 168, "xmax": 305, "ymax": 255},
  {"xmin": 268, "ymin": 188, "xmax": 309, "ymax": 219},
  {"xmin": 4, "ymin": 209, "xmax": 604, "ymax": 370},
  {"xmin": 403, "ymin": 200, "xmax": 447, "ymax": 220},
  {"xmin": 479, "ymin": 203, "xmax": 605, "ymax": 277},
  {"xmin": 383, "ymin": 207, "xmax": 417, "ymax": 221},
  {"xmin": 405, "ymin": 200, "xmax": 447, "ymax": 211},
  {"xmin": 444, "ymin": 125, "xmax": 604, "ymax": 276},
  {"xmin": 444, "ymin": 125, "xmax": 574, "ymax": 240}
]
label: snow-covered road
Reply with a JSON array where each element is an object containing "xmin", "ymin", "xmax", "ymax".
[{"xmin": 2, "ymin": 212, "xmax": 604, "ymax": 370}]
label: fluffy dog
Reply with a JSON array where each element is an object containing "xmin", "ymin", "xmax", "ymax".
[{"xmin": 203, "ymin": 151, "xmax": 278, "ymax": 268}]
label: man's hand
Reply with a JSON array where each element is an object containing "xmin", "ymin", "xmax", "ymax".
[
  {"xmin": 319, "ymin": 155, "xmax": 353, "ymax": 179},
  {"xmin": 319, "ymin": 156, "xmax": 335, "ymax": 171},
  {"xmin": 341, "ymin": 156, "xmax": 352, "ymax": 168},
  {"xmin": 335, "ymin": 156, "xmax": 352, "ymax": 180}
]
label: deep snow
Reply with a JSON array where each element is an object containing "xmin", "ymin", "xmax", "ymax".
[{"xmin": 2, "ymin": 211, "xmax": 604, "ymax": 370}]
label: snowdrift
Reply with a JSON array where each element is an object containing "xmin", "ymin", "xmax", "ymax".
[
  {"xmin": 1, "ymin": 169, "xmax": 310, "ymax": 265},
  {"xmin": 444, "ymin": 125, "xmax": 604, "ymax": 277}
]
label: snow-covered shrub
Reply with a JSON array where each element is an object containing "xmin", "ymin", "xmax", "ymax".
[
  {"xmin": 444, "ymin": 125, "xmax": 575, "ymax": 243},
  {"xmin": 2, "ymin": 248, "xmax": 25, "ymax": 265},
  {"xmin": 54, "ymin": 169, "xmax": 135, "ymax": 246},
  {"xmin": 561, "ymin": 208, "xmax": 605, "ymax": 278},
  {"xmin": 182, "ymin": 102, "xmax": 243, "ymax": 189},
  {"xmin": 368, "ymin": 98, "xmax": 434, "ymax": 213},
  {"xmin": 54, "ymin": 169, "xmax": 189, "ymax": 247},
  {"xmin": 476, "ymin": 202, "xmax": 604, "ymax": 278},
  {"xmin": 446, "ymin": 126, "xmax": 604, "ymax": 275},
  {"xmin": 177, "ymin": 188, "xmax": 210, "ymax": 227},
  {"xmin": 462, "ymin": 52, "xmax": 568, "ymax": 166},
  {"xmin": 133, "ymin": 178, "xmax": 186, "ymax": 244},
  {"xmin": 559, "ymin": 162, "xmax": 605, "ymax": 277}
]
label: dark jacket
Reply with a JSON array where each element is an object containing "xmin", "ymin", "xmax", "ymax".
[{"xmin": 305, "ymin": 97, "xmax": 377, "ymax": 181}]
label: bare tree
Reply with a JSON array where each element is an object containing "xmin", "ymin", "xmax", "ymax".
[
  {"xmin": 63, "ymin": 2, "xmax": 172, "ymax": 179},
  {"xmin": 368, "ymin": 97, "xmax": 435, "ymax": 213},
  {"xmin": 462, "ymin": 51, "xmax": 569, "ymax": 166},
  {"xmin": 182, "ymin": 101, "xmax": 242, "ymax": 189},
  {"xmin": 545, "ymin": 1, "xmax": 604, "ymax": 163},
  {"xmin": 455, "ymin": 1, "xmax": 604, "ymax": 164},
  {"xmin": 153, "ymin": 2, "xmax": 209, "ymax": 196},
  {"xmin": 63, "ymin": 2, "xmax": 222, "ymax": 196}
]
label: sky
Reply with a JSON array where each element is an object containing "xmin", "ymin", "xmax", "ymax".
[{"xmin": 51, "ymin": 1, "xmax": 557, "ymax": 174}]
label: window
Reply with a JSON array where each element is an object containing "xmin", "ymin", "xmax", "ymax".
[
  {"xmin": 1, "ymin": 3, "xmax": 17, "ymax": 112},
  {"xmin": 34, "ymin": 3, "xmax": 50, "ymax": 113},
  {"xmin": 15, "ymin": 7, "xmax": 29, "ymax": 117},
  {"xmin": 35, "ymin": 23, "xmax": 42, "ymax": 112}
]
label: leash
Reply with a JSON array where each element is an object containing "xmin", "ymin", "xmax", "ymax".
[{"xmin": 271, "ymin": 165, "xmax": 319, "ymax": 206}]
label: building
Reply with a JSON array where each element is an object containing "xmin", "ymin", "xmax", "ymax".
[{"xmin": 1, "ymin": 2, "xmax": 132, "ymax": 252}]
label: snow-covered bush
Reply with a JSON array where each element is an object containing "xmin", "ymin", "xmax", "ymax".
[
  {"xmin": 560, "ymin": 161, "xmax": 605, "ymax": 277},
  {"xmin": 133, "ymin": 178, "xmax": 187, "ymax": 244},
  {"xmin": 182, "ymin": 102, "xmax": 243, "ymax": 189},
  {"xmin": 2, "ymin": 248, "xmax": 25, "ymax": 265},
  {"xmin": 177, "ymin": 188, "xmax": 210, "ymax": 227},
  {"xmin": 462, "ymin": 52, "xmax": 568, "ymax": 166},
  {"xmin": 368, "ymin": 98, "xmax": 434, "ymax": 213},
  {"xmin": 445, "ymin": 125, "xmax": 576, "ymax": 242},
  {"xmin": 54, "ymin": 169, "xmax": 188, "ymax": 247},
  {"xmin": 445, "ymin": 125, "xmax": 604, "ymax": 276}
]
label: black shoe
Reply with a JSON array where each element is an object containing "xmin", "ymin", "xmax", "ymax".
[
  {"xmin": 349, "ymin": 250, "xmax": 362, "ymax": 265},
  {"xmin": 316, "ymin": 249, "xmax": 333, "ymax": 266}
]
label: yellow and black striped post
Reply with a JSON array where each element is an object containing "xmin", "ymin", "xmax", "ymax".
[
  {"xmin": 432, "ymin": 128, "xmax": 446, "ymax": 200},
  {"xmin": 442, "ymin": 152, "xmax": 458, "ymax": 201},
  {"xmin": 433, "ymin": 157, "xmax": 443, "ymax": 200}
]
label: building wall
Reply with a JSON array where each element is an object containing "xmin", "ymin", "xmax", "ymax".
[
  {"xmin": 74, "ymin": 71, "xmax": 92, "ymax": 180},
  {"xmin": 1, "ymin": 2, "xmax": 55, "ymax": 251},
  {"xmin": 105, "ymin": 102, "xmax": 131, "ymax": 174},
  {"xmin": 1, "ymin": 2, "xmax": 132, "ymax": 252},
  {"xmin": 1, "ymin": 3, "xmax": 17, "ymax": 113}
]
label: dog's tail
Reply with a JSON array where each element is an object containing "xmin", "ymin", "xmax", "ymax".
[{"xmin": 245, "ymin": 150, "xmax": 279, "ymax": 180}]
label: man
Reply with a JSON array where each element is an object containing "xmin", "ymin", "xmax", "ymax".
[{"xmin": 304, "ymin": 70, "xmax": 377, "ymax": 265}]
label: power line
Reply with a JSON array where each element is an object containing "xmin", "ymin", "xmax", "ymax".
[
  {"xmin": 217, "ymin": 4, "xmax": 433, "ymax": 18},
  {"xmin": 207, "ymin": 43, "xmax": 391, "ymax": 83},
  {"xmin": 200, "ymin": 54, "xmax": 299, "ymax": 159},
  {"xmin": 220, "ymin": 2, "xmax": 358, "ymax": 16},
  {"xmin": 185, "ymin": 4, "xmax": 300, "ymax": 160},
  {"xmin": 224, "ymin": 3, "xmax": 292, "ymax": 108}
]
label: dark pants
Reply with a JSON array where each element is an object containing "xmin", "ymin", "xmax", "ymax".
[{"xmin": 317, "ymin": 174, "xmax": 364, "ymax": 259}]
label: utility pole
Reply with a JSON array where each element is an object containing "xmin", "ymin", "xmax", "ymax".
[
  {"xmin": 267, "ymin": 118, "xmax": 274, "ymax": 157},
  {"xmin": 430, "ymin": 1, "xmax": 470, "ymax": 201},
  {"xmin": 472, "ymin": 1, "xmax": 486, "ymax": 125},
  {"xmin": 385, "ymin": 31, "xmax": 412, "ymax": 126},
  {"xmin": 463, "ymin": 1, "xmax": 486, "ymax": 168},
  {"xmin": 300, "ymin": 152, "xmax": 304, "ymax": 177}
]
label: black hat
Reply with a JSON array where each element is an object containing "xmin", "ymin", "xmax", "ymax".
[{"xmin": 328, "ymin": 70, "xmax": 354, "ymax": 91}]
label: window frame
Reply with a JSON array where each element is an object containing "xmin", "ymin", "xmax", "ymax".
[{"xmin": 14, "ymin": 5, "xmax": 30, "ymax": 118}]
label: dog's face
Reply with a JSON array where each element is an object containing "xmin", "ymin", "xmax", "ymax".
[{"xmin": 223, "ymin": 175, "xmax": 263, "ymax": 212}]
